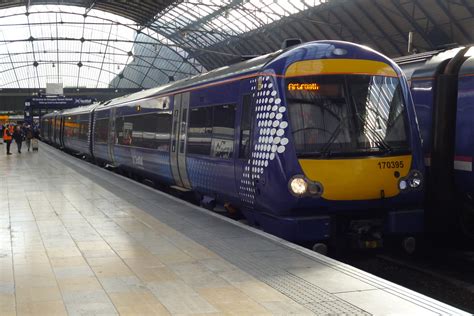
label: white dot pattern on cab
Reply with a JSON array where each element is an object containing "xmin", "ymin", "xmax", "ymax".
[{"xmin": 238, "ymin": 75, "xmax": 288, "ymax": 206}]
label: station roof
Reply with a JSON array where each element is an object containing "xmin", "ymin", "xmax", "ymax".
[{"xmin": 0, "ymin": 0, "xmax": 471, "ymax": 90}]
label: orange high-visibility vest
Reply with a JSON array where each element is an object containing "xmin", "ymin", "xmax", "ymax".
[{"xmin": 3, "ymin": 126, "xmax": 12, "ymax": 141}]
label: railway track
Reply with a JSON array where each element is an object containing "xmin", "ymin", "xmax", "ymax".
[{"xmin": 342, "ymin": 247, "xmax": 474, "ymax": 313}]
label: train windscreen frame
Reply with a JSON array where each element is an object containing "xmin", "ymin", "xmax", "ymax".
[{"xmin": 286, "ymin": 74, "xmax": 410, "ymax": 158}]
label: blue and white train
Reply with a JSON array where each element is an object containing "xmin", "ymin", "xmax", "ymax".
[{"xmin": 41, "ymin": 40, "xmax": 425, "ymax": 252}]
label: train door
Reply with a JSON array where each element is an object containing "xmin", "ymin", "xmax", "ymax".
[
  {"xmin": 59, "ymin": 116, "xmax": 64, "ymax": 148},
  {"xmin": 234, "ymin": 84, "xmax": 256, "ymax": 206},
  {"xmin": 107, "ymin": 108, "xmax": 116, "ymax": 165},
  {"xmin": 170, "ymin": 92, "xmax": 192, "ymax": 189},
  {"xmin": 53, "ymin": 114, "xmax": 58, "ymax": 145}
]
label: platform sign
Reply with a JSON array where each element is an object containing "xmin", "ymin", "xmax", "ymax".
[
  {"xmin": 46, "ymin": 83, "xmax": 64, "ymax": 95},
  {"xmin": 24, "ymin": 96, "xmax": 96, "ymax": 124}
]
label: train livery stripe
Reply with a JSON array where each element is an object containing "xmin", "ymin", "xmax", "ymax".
[
  {"xmin": 299, "ymin": 155, "xmax": 412, "ymax": 200},
  {"xmin": 454, "ymin": 156, "xmax": 472, "ymax": 172},
  {"xmin": 285, "ymin": 59, "xmax": 398, "ymax": 78}
]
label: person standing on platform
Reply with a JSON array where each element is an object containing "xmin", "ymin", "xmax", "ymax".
[
  {"xmin": 12, "ymin": 125, "xmax": 24, "ymax": 154},
  {"xmin": 25, "ymin": 125, "xmax": 33, "ymax": 152},
  {"xmin": 3, "ymin": 124, "xmax": 13, "ymax": 155},
  {"xmin": 0, "ymin": 124, "xmax": 3, "ymax": 145}
]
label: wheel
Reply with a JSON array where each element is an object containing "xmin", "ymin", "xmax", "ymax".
[
  {"xmin": 312, "ymin": 243, "xmax": 328, "ymax": 255},
  {"xmin": 402, "ymin": 236, "xmax": 416, "ymax": 255}
]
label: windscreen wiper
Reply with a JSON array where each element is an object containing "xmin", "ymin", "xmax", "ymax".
[{"xmin": 318, "ymin": 116, "xmax": 350, "ymax": 157}]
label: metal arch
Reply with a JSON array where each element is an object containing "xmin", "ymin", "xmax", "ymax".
[
  {"xmin": 337, "ymin": 5, "xmax": 384, "ymax": 52},
  {"xmin": 154, "ymin": 9, "xmax": 226, "ymax": 47},
  {"xmin": 300, "ymin": 9, "xmax": 335, "ymax": 40},
  {"xmin": 372, "ymin": 1, "xmax": 422, "ymax": 53},
  {"xmin": 138, "ymin": 43, "xmax": 165, "ymax": 87},
  {"xmin": 1, "ymin": 73, "xmax": 113, "ymax": 88},
  {"xmin": 390, "ymin": 0, "xmax": 435, "ymax": 48},
  {"xmin": 351, "ymin": 1, "xmax": 404, "ymax": 55},
  {"xmin": 0, "ymin": 31, "xmax": 21, "ymax": 88},
  {"xmin": 94, "ymin": 20, "xmax": 114, "ymax": 88},
  {"xmin": 1, "ymin": 36, "xmax": 186, "ymax": 82},
  {"xmin": 157, "ymin": 4, "xmax": 238, "ymax": 45},
  {"xmin": 0, "ymin": 63, "xmax": 146, "ymax": 88},
  {"xmin": 311, "ymin": 9, "xmax": 351, "ymax": 42},
  {"xmin": 411, "ymin": 0, "xmax": 450, "ymax": 41},
  {"xmin": 0, "ymin": 8, "xmax": 205, "ymax": 80},
  {"xmin": 0, "ymin": 50, "xmax": 194, "ymax": 70},
  {"xmin": 434, "ymin": 0, "xmax": 472, "ymax": 42},
  {"xmin": 459, "ymin": 0, "xmax": 474, "ymax": 18}
]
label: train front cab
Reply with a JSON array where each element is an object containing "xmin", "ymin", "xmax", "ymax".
[{"xmin": 243, "ymin": 43, "xmax": 425, "ymax": 252}]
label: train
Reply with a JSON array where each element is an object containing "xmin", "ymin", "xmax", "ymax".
[
  {"xmin": 41, "ymin": 40, "xmax": 425, "ymax": 254},
  {"xmin": 396, "ymin": 46, "xmax": 474, "ymax": 239}
]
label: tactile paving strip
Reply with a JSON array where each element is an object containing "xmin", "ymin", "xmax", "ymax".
[{"xmin": 202, "ymin": 238, "xmax": 370, "ymax": 316}]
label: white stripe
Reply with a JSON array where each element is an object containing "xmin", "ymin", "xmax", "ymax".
[{"xmin": 454, "ymin": 160, "xmax": 472, "ymax": 171}]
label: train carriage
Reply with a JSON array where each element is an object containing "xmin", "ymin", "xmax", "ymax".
[
  {"xmin": 43, "ymin": 40, "xmax": 425, "ymax": 252},
  {"xmin": 61, "ymin": 104, "xmax": 98, "ymax": 156},
  {"xmin": 396, "ymin": 46, "xmax": 474, "ymax": 238}
]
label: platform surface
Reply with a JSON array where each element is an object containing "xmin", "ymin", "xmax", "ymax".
[{"xmin": 0, "ymin": 143, "xmax": 470, "ymax": 316}]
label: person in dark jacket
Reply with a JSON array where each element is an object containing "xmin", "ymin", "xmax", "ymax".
[
  {"xmin": 25, "ymin": 126, "xmax": 33, "ymax": 151},
  {"xmin": 12, "ymin": 125, "xmax": 24, "ymax": 154}
]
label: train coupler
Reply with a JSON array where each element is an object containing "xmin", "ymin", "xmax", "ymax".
[{"xmin": 347, "ymin": 219, "xmax": 384, "ymax": 250}]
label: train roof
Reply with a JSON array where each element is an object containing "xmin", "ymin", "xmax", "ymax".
[
  {"xmin": 61, "ymin": 103, "xmax": 100, "ymax": 116},
  {"xmin": 98, "ymin": 50, "xmax": 282, "ymax": 110},
  {"xmin": 41, "ymin": 111, "xmax": 61, "ymax": 119},
  {"xmin": 395, "ymin": 46, "xmax": 474, "ymax": 80}
]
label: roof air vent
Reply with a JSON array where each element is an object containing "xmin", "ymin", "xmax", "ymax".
[{"xmin": 281, "ymin": 38, "xmax": 302, "ymax": 49}]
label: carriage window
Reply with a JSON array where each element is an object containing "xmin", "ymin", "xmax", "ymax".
[
  {"xmin": 64, "ymin": 115, "xmax": 79, "ymax": 139},
  {"xmin": 188, "ymin": 107, "xmax": 212, "ymax": 155},
  {"xmin": 78, "ymin": 114, "xmax": 89, "ymax": 141},
  {"xmin": 94, "ymin": 118, "xmax": 108, "ymax": 144},
  {"xmin": 115, "ymin": 112, "xmax": 171, "ymax": 150},
  {"xmin": 188, "ymin": 105, "xmax": 236, "ymax": 158},
  {"xmin": 239, "ymin": 95, "xmax": 252, "ymax": 159},
  {"xmin": 211, "ymin": 104, "xmax": 236, "ymax": 158}
]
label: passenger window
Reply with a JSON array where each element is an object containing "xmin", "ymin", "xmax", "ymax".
[
  {"xmin": 239, "ymin": 95, "xmax": 253, "ymax": 159},
  {"xmin": 188, "ymin": 107, "xmax": 212, "ymax": 156},
  {"xmin": 64, "ymin": 115, "xmax": 79, "ymax": 139},
  {"xmin": 211, "ymin": 104, "xmax": 236, "ymax": 159},
  {"xmin": 115, "ymin": 112, "xmax": 172, "ymax": 150},
  {"xmin": 78, "ymin": 114, "xmax": 89, "ymax": 141},
  {"xmin": 94, "ymin": 118, "xmax": 108, "ymax": 144}
]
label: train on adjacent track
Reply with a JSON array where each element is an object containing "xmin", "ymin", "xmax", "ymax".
[
  {"xmin": 41, "ymin": 40, "xmax": 425, "ymax": 253},
  {"xmin": 396, "ymin": 47, "xmax": 474, "ymax": 239}
]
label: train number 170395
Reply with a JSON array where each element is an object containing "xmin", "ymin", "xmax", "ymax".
[{"xmin": 378, "ymin": 161, "xmax": 404, "ymax": 169}]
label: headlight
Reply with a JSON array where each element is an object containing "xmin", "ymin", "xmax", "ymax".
[
  {"xmin": 399, "ymin": 170, "xmax": 423, "ymax": 192},
  {"xmin": 289, "ymin": 177, "xmax": 307, "ymax": 196},
  {"xmin": 399, "ymin": 180, "xmax": 407, "ymax": 190},
  {"xmin": 408, "ymin": 171, "xmax": 423, "ymax": 188}
]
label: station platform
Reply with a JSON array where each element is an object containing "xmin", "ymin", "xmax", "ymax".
[{"xmin": 0, "ymin": 143, "xmax": 469, "ymax": 316}]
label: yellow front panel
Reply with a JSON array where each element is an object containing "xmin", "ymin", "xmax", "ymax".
[
  {"xmin": 286, "ymin": 59, "xmax": 398, "ymax": 78},
  {"xmin": 299, "ymin": 155, "xmax": 412, "ymax": 201}
]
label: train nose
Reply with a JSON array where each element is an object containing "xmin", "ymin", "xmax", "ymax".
[{"xmin": 297, "ymin": 155, "xmax": 414, "ymax": 201}]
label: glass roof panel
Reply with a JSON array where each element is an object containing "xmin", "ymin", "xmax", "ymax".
[
  {"xmin": 152, "ymin": 0, "xmax": 325, "ymax": 49},
  {"xmin": 0, "ymin": 4, "xmax": 204, "ymax": 89}
]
